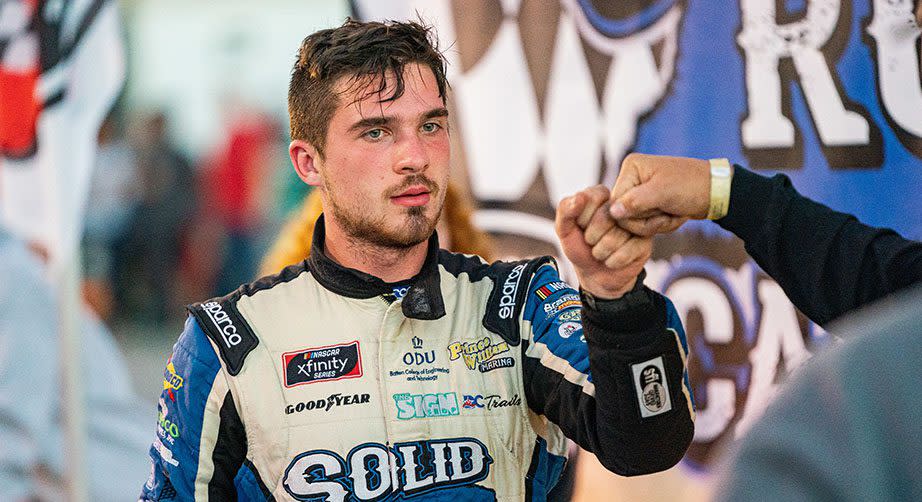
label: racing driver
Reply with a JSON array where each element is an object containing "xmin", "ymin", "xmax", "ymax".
[{"xmin": 140, "ymin": 18, "xmax": 695, "ymax": 501}]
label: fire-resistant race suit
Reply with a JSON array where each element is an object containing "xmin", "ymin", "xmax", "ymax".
[{"xmin": 140, "ymin": 216, "xmax": 695, "ymax": 501}]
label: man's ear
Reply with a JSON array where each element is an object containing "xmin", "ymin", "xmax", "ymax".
[{"xmin": 289, "ymin": 139, "xmax": 323, "ymax": 187}]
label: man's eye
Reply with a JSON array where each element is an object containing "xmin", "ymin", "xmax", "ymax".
[
  {"xmin": 365, "ymin": 129, "xmax": 384, "ymax": 139},
  {"xmin": 421, "ymin": 122, "xmax": 441, "ymax": 133}
]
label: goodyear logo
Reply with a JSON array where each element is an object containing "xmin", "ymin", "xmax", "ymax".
[{"xmin": 447, "ymin": 336, "xmax": 509, "ymax": 372}]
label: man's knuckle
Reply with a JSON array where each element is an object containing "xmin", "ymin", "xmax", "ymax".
[
  {"xmin": 622, "ymin": 152, "xmax": 640, "ymax": 167},
  {"xmin": 587, "ymin": 190, "xmax": 605, "ymax": 203},
  {"xmin": 585, "ymin": 228, "xmax": 603, "ymax": 245},
  {"xmin": 591, "ymin": 243, "xmax": 609, "ymax": 261},
  {"xmin": 604, "ymin": 254, "xmax": 624, "ymax": 269}
]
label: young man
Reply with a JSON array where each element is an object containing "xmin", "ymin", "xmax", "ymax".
[{"xmin": 141, "ymin": 20, "xmax": 694, "ymax": 501}]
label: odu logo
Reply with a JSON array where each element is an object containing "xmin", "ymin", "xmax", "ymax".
[
  {"xmin": 403, "ymin": 335, "xmax": 436, "ymax": 366},
  {"xmin": 283, "ymin": 439, "xmax": 493, "ymax": 501}
]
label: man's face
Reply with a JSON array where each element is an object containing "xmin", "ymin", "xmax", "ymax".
[{"xmin": 314, "ymin": 63, "xmax": 450, "ymax": 249}]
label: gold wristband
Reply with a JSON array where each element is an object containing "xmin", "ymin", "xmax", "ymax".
[{"xmin": 707, "ymin": 158, "xmax": 733, "ymax": 220}]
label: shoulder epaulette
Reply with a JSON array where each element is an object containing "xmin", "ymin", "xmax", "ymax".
[
  {"xmin": 482, "ymin": 256, "xmax": 555, "ymax": 346},
  {"xmin": 188, "ymin": 296, "xmax": 259, "ymax": 376},
  {"xmin": 187, "ymin": 262, "xmax": 310, "ymax": 375}
]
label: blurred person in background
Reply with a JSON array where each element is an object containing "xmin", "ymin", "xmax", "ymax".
[
  {"xmin": 82, "ymin": 113, "xmax": 141, "ymax": 320},
  {"xmin": 0, "ymin": 222, "xmax": 152, "ymax": 500},
  {"xmin": 714, "ymin": 284, "xmax": 922, "ymax": 501},
  {"xmin": 115, "ymin": 111, "xmax": 196, "ymax": 324},
  {"xmin": 201, "ymin": 110, "xmax": 280, "ymax": 297}
]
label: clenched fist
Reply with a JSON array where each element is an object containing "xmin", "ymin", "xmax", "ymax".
[
  {"xmin": 555, "ymin": 185, "xmax": 651, "ymax": 299},
  {"xmin": 608, "ymin": 153, "xmax": 712, "ymax": 236}
]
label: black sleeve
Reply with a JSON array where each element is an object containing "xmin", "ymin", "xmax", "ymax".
[
  {"xmin": 580, "ymin": 284, "xmax": 695, "ymax": 475},
  {"xmin": 521, "ymin": 264, "xmax": 695, "ymax": 476},
  {"xmin": 717, "ymin": 166, "xmax": 922, "ymax": 326}
]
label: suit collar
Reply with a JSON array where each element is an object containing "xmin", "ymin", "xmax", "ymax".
[{"xmin": 306, "ymin": 214, "xmax": 445, "ymax": 320}]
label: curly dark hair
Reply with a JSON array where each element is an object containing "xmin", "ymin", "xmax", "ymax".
[{"xmin": 288, "ymin": 18, "xmax": 449, "ymax": 158}]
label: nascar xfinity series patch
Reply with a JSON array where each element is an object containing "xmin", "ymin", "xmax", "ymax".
[{"xmin": 283, "ymin": 341, "xmax": 363, "ymax": 387}]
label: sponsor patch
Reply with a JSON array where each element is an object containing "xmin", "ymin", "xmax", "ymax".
[
  {"xmin": 402, "ymin": 335, "xmax": 437, "ymax": 367},
  {"xmin": 447, "ymin": 336, "xmax": 510, "ymax": 373},
  {"xmin": 393, "ymin": 392, "xmax": 459, "ymax": 420},
  {"xmin": 283, "ymin": 341, "xmax": 362, "ymax": 388},
  {"xmin": 462, "ymin": 393, "xmax": 522, "ymax": 411},
  {"xmin": 157, "ymin": 397, "xmax": 180, "ymax": 444},
  {"xmin": 162, "ymin": 357, "xmax": 183, "ymax": 401},
  {"xmin": 190, "ymin": 299, "xmax": 258, "ymax": 376},
  {"xmin": 462, "ymin": 394, "xmax": 484, "ymax": 409},
  {"xmin": 388, "ymin": 335, "xmax": 449, "ymax": 381},
  {"xmin": 557, "ymin": 321, "xmax": 580, "ymax": 339},
  {"xmin": 631, "ymin": 356, "xmax": 672, "ymax": 418},
  {"xmin": 153, "ymin": 438, "xmax": 179, "ymax": 467},
  {"xmin": 557, "ymin": 309, "xmax": 581, "ymax": 323},
  {"xmin": 382, "ymin": 284, "xmax": 411, "ymax": 303},
  {"xmin": 478, "ymin": 356, "xmax": 515, "ymax": 373},
  {"xmin": 286, "ymin": 393, "xmax": 370, "ymax": 414},
  {"xmin": 202, "ymin": 301, "xmax": 242, "ymax": 348},
  {"xmin": 283, "ymin": 439, "xmax": 493, "ymax": 500},
  {"xmin": 497, "ymin": 264, "xmax": 527, "ymax": 319},
  {"xmin": 535, "ymin": 281, "xmax": 570, "ymax": 300},
  {"xmin": 542, "ymin": 293, "xmax": 581, "ymax": 318},
  {"xmin": 388, "ymin": 367, "xmax": 450, "ymax": 382},
  {"xmin": 392, "ymin": 285, "xmax": 410, "ymax": 299}
]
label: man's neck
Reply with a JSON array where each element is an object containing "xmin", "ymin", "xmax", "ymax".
[{"xmin": 323, "ymin": 221, "xmax": 429, "ymax": 283}]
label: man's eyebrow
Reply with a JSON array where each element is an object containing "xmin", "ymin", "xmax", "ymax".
[
  {"xmin": 423, "ymin": 108, "xmax": 449, "ymax": 120},
  {"xmin": 349, "ymin": 116, "xmax": 392, "ymax": 133},
  {"xmin": 349, "ymin": 108, "xmax": 448, "ymax": 133}
]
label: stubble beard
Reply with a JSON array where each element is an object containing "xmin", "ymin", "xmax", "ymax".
[{"xmin": 325, "ymin": 188, "xmax": 442, "ymax": 250}]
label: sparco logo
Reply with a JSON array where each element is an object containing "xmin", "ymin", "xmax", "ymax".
[
  {"xmin": 498, "ymin": 264, "xmax": 526, "ymax": 319},
  {"xmin": 283, "ymin": 438, "xmax": 493, "ymax": 501},
  {"xmin": 285, "ymin": 393, "xmax": 370, "ymax": 414},
  {"xmin": 283, "ymin": 341, "xmax": 363, "ymax": 388},
  {"xmin": 202, "ymin": 302, "xmax": 241, "ymax": 348}
]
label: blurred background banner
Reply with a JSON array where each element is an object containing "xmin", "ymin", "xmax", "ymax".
[
  {"xmin": 0, "ymin": 0, "xmax": 125, "ymax": 258},
  {"xmin": 354, "ymin": 0, "xmax": 922, "ymax": 482},
  {"xmin": 0, "ymin": 1, "xmax": 126, "ymax": 499}
]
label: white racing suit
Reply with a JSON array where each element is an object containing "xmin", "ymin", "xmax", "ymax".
[{"xmin": 141, "ymin": 216, "xmax": 695, "ymax": 501}]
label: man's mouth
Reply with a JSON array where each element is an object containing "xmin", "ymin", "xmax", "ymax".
[{"xmin": 391, "ymin": 185, "xmax": 431, "ymax": 207}]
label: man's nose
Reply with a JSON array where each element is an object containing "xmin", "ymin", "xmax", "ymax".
[{"xmin": 393, "ymin": 133, "xmax": 429, "ymax": 174}]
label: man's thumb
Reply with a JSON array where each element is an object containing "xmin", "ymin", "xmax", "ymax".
[{"xmin": 610, "ymin": 185, "xmax": 657, "ymax": 219}]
